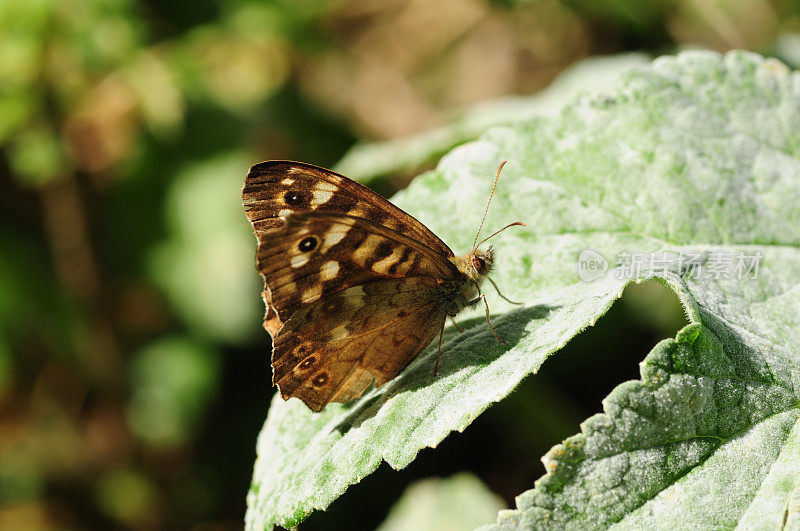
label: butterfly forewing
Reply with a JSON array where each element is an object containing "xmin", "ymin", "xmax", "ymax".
[
  {"xmin": 254, "ymin": 212, "xmax": 458, "ymax": 327},
  {"xmin": 242, "ymin": 161, "xmax": 454, "ymax": 257}
]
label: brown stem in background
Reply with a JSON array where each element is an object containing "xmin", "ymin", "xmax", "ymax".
[{"xmin": 39, "ymin": 176, "xmax": 123, "ymax": 389}]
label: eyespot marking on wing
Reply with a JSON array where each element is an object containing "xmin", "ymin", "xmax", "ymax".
[
  {"xmin": 298, "ymin": 236, "xmax": 319, "ymax": 253},
  {"xmin": 312, "ymin": 373, "xmax": 329, "ymax": 387},
  {"xmin": 293, "ymin": 343, "xmax": 312, "ymax": 357},
  {"xmin": 297, "ymin": 355, "xmax": 316, "ymax": 371},
  {"xmin": 284, "ymin": 190, "xmax": 308, "ymax": 207}
]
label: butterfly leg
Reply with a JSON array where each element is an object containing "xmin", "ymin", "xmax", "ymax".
[
  {"xmin": 487, "ymin": 276, "xmax": 523, "ymax": 305},
  {"xmin": 475, "ymin": 286, "xmax": 505, "ymax": 344},
  {"xmin": 450, "ymin": 317, "xmax": 465, "ymax": 333},
  {"xmin": 433, "ymin": 323, "xmax": 445, "ymax": 376}
]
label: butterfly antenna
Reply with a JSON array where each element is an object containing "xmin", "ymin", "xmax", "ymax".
[
  {"xmin": 472, "ymin": 160, "xmax": 507, "ymax": 250},
  {"xmin": 476, "ymin": 221, "xmax": 526, "ymax": 248}
]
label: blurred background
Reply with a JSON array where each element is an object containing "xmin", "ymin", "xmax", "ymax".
[{"xmin": 2, "ymin": 0, "xmax": 800, "ymax": 528}]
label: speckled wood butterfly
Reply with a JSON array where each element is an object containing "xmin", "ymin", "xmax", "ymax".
[{"xmin": 242, "ymin": 160, "xmax": 523, "ymax": 411}]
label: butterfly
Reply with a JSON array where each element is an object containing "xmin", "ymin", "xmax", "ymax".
[{"xmin": 242, "ymin": 160, "xmax": 524, "ymax": 412}]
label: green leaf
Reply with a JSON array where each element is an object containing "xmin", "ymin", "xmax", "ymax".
[
  {"xmin": 377, "ymin": 473, "xmax": 505, "ymax": 531},
  {"xmin": 246, "ymin": 50, "xmax": 800, "ymax": 529}
]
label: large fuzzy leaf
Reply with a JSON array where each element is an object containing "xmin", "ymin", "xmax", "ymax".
[{"xmin": 246, "ymin": 50, "xmax": 800, "ymax": 529}]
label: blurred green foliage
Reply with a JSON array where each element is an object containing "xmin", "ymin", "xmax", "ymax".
[
  {"xmin": 127, "ymin": 336, "xmax": 219, "ymax": 447},
  {"xmin": 1, "ymin": 0, "xmax": 799, "ymax": 528},
  {"xmin": 149, "ymin": 154, "xmax": 260, "ymax": 343}
]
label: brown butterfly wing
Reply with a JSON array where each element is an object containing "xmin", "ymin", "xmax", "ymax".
[
  {"xmin": 252, "ymin": 212, "xmax": 458, "ymax": 331},
  {"xmin": 272, "ymin": 278, "xmax": 447, "ymax": 412},
  {"xmin": 242, "ymin": 160, "xmax": 454, "ymax": 257},
  {"xmin": 250, "ymin": 212, "xmax": 462, "ymax": 410}
]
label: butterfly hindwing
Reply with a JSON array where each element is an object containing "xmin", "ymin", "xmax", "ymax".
[
  {"xmin": 242, "ymin": 160, "xmax": 454, "ymax": 257},
  {"xmin": 272, "ymin": 279, "xmax": 447, "ymax": 411}
]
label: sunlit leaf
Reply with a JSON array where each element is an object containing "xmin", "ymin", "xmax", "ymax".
[
  {"xmin": 246, "ymin": 51, "xmax": 800, "ymax": 529},
  {"xmin": 377, "ymin": 473, "xmax": 505, "ymax": 531}
]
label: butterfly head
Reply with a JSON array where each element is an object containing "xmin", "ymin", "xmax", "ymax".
[
  {"xmin": 451, "ymin": 245, "xmax": 494, "ymax": 282},
  {"xmin": 471, "ymin": 245, "xmax": 494, "ymax": 278}
]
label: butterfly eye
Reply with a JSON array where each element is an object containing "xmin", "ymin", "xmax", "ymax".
[
  {"xmin": 298, "ymin": 236, "xmax": 318, "ymax": 252},
  {"xmin": 472, "ymin": 256, "xmax": 485, "ymax": 273}
]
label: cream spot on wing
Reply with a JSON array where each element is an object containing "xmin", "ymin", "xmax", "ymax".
[
  {"xmin": 302, "ymin": 285, "xmax": 322, "ymax": 303},
  {"xmin": 329, "ymin": 323, "xmax": 349, "ymax": 341},
  {"xmin": 372, "ymin": 246, "xmax": 404, "ymax": 274},
  {"xmin": 320, "ymin": 261, "xmax": 339, "ymax": 281},
  {"xmin": 312, "ymin": 189, "xmax": 334, "ymax": 205},
  {"xmin": 348, "ymin": 206, "xmax": 369, "ymax": 217},
  {"xmin": 291, "ymin": 254, "xmax": 309, "ymax": 268},
  {"xmin": 278, "ymin": 209, "xmax": 293, "ymax": 218},
  {"xmin": 321, "ymin": 226, "xmax": 349, "ymax": 252},
  {"xmin": 393, "ymin": 260, "xmax": 412, "ymax": 276},
  {"xmin": 393, "ymin": 254, "xmax": 415, "ymax": 276},
  {"xmin": 353, "ymin": 234, "xmax": 383, "ymax": 266},
  {"xmin": 281, "ymin": 178, "xmax": 295, "ymax": 185},
  {"xmin": 316, "ymin": 181, "xmax": 338, "ymax": 192}
]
